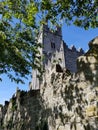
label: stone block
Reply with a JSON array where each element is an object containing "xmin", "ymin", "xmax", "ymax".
[
  {"xmin": 87, "ymin": 93, "xmax": 95, "ymax": 102},
  {"xmin": 86, "ymin": 105, "xmax": 97, "ymax": 117},
  {"xmin": 57, "ymin": 125, "xmax": 65, "ymax": 130}
]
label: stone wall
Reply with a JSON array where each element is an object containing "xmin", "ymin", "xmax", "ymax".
[
  {"xmin": 0, "ymin": 37, "xmax": 98, "ymax": 130},
  {"xmin": 40, "ymin": 70, "xmax": 98, "ymax": 130},
  {"xmin": 39, "ymin": 36, "xmax": 98, "ymax": 130},
  {"xmin": 63, "ymin": 42, "xmax": 84, "ymax": 72},
  {"xmin": 0, "ymin": 90, "xmax": 41, "ymax": 130}
]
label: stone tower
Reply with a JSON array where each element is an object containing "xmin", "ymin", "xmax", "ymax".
[
  {"xmin": 31, "ymin": 25, "xmax": 65, "ymax": 90},
  {"xmin": 30, "ymin": 25, "xmax": 84, "ymax": 90}
]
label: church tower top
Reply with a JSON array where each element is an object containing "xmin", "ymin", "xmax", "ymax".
[{"xmin": 41, "ymin": 24, "xmax": 62, "ymax": 37}]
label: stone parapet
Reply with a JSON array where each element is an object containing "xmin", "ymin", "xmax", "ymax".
[{"xmin": 77, "ymin": 36, "xmax": 98, "ymax": 85}]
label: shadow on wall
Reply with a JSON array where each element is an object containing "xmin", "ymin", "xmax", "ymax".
[
  {"xmin": 1, "ymin": 90, "xmax": 49, "ymax": 130},
  {"xmin": 38, "ymin": 37, "xmax": 98, "ymax": 130},
  {"xmin": 77, "ymin": 36, "xmax": 98, "ymax": 85},
  {"xmin": 60, "ymin": 81, "xmax": 89, "ymax": 130},
  {"xmin": 40, "ymin": 71, "xmax": 98, "ymax": 130}
]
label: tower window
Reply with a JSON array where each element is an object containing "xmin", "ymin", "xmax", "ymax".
[{"xmin": 51, "ymin": 42, "xmax": 55, "ymax": 49}]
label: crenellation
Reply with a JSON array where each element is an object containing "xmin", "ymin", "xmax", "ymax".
[
  {"xmin": 43, "ymin": 24, "xmax": 50, "ymax": 32},
  {"xmin": 4, "ymin": 101, "xmax": 9, "ymax": 107},
  {"xmin": 43, "ymin": 24, "xmax": 62, "ymax": 38},
  {"xmin": 70, "ymin": 45, "xmax": 77, "ymax": 51},
  {"xmin": 55, "ymin": 26, "xmax": 62, "ymax": 37},
  {"xmin": 78, "ymin": 48, "xmax": 84, "ymax": 54}
]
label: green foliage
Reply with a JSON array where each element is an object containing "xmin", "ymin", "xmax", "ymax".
[
  {"xmin": 38, "ymin": 0, "xmax": 98, "ymax": 29},
  {"xmin": 0, "ymin": 0, "xmax": 97, "ymax": 83},
  {"xmin": 10, "ymin": 97, "xmax": 17, "ymax": 111},
  {"xmin": 0, "ymin": 0, "xmax": 42, "ymax": 83}
]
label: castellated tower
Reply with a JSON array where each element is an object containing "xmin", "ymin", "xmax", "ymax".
[
  {"xmin": 31, "ymin": 25, "xmax": 65, "ymax": 90},
  {"xmin": 40, "ymin": 25, "xmax": 65, "ymax": 70},
  {"xmin": 31, "ymin": 25, "xmax": 84, "ymax": 90}
]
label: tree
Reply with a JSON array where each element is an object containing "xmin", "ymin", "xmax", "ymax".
[
  {"xmin": 39, "ymin": 0, "xmax": 98, "ymax": 29},
  {"xmin": 0, "ymin": 0, "xmax": 42, "ymax": 83},
  {"xmin": 0, "ymin": 0, "xmax": 97, "ymax": 83}
]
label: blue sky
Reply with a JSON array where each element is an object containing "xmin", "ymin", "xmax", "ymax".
[{"xmin": 0, "ymin": 24, "xmax": 98, "ymax": 105}]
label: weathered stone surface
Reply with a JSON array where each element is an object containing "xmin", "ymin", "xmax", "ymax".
[
  {"xmin": 77, "ymin": 37, "xmax": 98, "ymax": 87},
  {"xmin": 86, "ymin": 105, "xmax": 97, "ymax": 117},
  {"xmin": 89, "ymin": 36, "xmax": 98, "ymax": 47},
  {"xmin": 0, "ymin": 90, "xmax": 41, "ymax": 130}
]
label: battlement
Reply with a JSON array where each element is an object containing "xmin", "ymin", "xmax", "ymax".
[
  {"xmin": 63, "ymin": 41, "xmax": 84, "ymax": 53},
  {"xmin": 42, "ymin": 24, "xmax": 62, "ymax": 37}
]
